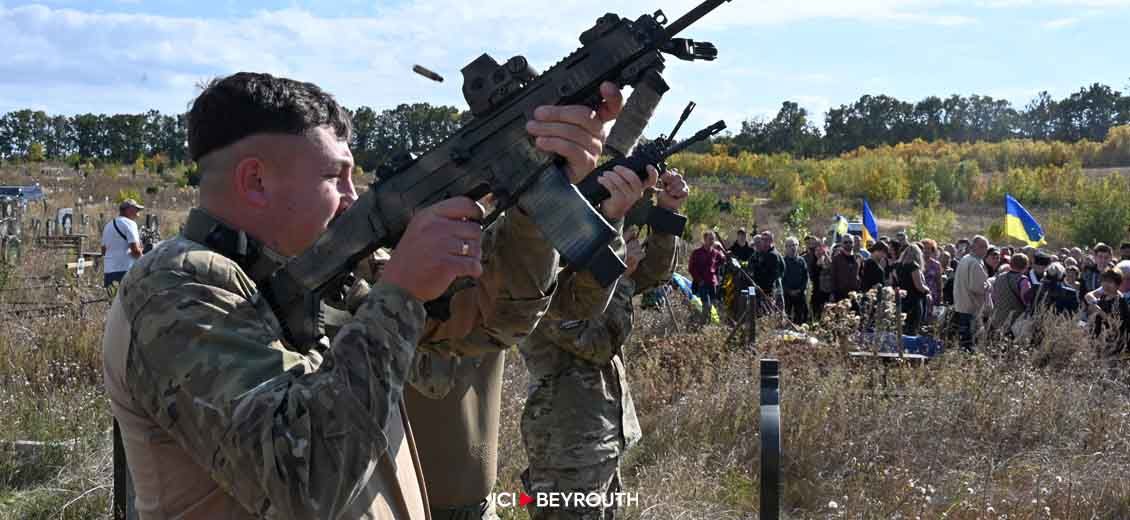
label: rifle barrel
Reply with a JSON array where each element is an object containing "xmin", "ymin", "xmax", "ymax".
[
  {"xmin": 663, "ymin": 0, "xmax": 731, "ymax": 39},
  {"xmin": 663, "ymin": 120, "xmax": 726, "ymax": 156}
]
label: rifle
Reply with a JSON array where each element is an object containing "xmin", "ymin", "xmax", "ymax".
[
  {"xmin": 613, "ymin": 101, "xmax": 724, "ymax": 237},
  {"xmin": 264, "ymin": 0, "xmax": 734, "ymax": 347}
]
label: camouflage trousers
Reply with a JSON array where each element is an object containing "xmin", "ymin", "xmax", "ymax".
[{"xmin": 521, "ymin": 459, "xmax": 623, "ymax": 520}]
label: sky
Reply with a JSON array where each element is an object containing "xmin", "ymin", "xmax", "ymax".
[{"xmin": 1, "ymin": 0, "xmax": 1128, "ymax": 137}]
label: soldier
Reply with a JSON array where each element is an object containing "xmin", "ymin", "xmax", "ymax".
[
  {"xmin": 101, "ymin": 71, "xmax": 628, "ymax": 519},
  {"xmin": 406, "ymin": 162, "xmax": 657, "ymax": 520},
  {"xmin": 519, "ymin": 171, "xmax": 688, "ymax": 520}
]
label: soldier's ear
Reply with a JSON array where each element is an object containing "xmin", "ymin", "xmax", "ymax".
[{"xmin": 233, "ymin": 157, "xmax": 268, "ymax": 209}]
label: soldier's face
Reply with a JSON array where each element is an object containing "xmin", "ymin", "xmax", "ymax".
[{"xmin": 263, "ymin": 126, "xmax": 357, "ymax": 256}]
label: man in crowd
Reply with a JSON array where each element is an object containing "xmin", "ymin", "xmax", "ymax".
[
  {"xmin": 782, "ymin": 236, "xmax": 809, "ymax": 324},
  {"xmin": 519, "ymin": 172, "xmax": 688, "ymax": 520},
  {"xmin": 1082, "ymin": 243, "xmax": 1114, "ymax": 295},
  {"xmin": 753, "ymin": 230, "xmax": 785, "ymax": 298},
  {"xmin": 100, "ymin": 199, "xmax": 144, "ymax": 288},
  {"xmin": 805, "ymin": 236, "xmax": 829, "ymax": 321},
  {"xmin": 1121, "ymin": 242, "xmax": 1130, "ymax": 262},
  {"xmin": 1030, "ymin": 251, "xmax": 1052, "ymax": 285},
  {"xmin": 690, "ymin": 230, "xmax": 726, "ymax": 321},
  {"xmin": 101, "ymin": 71, "xmax": 632, "ymax": 519},
  {"xmin": 831, "ymin": 234, "xmax": 861, "ymax": 302},
  {"xmin": 953, "ymin": 235, "xmax": 990, "ymax": 352},
  {"xmin": 988, "ymin": 253, "xmax": 1033, "ymax": 338},
  {"xmin": 728, "ymin": 227, "xmax": 755, "ymax": 264},
  {"xmin": 956, "ymin": 238, "xmax": 970, "ymax": 259},
  {"xmin": 854, "ymin": 234, "xmax": 870, "ymax": 260},
  {"xmin": 1083, "ymin": 262, "xmax": 1130, "ymax": 356}
]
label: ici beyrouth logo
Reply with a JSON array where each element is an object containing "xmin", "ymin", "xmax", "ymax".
[{"xmin": 487, "ymin": 491, "xmax": 639, "ymax": 509}]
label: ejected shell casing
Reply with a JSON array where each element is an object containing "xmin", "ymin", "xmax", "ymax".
[{"xmin": 413, "ymin": 65, "xmax": 444, "ymax": 82}]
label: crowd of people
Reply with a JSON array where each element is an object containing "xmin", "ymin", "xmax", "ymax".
[{"xmin": 688, "ymin": 225, "xmax": 1130, "ymax": 356}]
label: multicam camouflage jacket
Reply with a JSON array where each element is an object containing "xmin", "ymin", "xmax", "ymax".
[
  {"xmin": 519, "ymin": 230, "xmax": 678, "ymax": 469},
  {"xmin": 409, "ymin": 209, "xmax": 624, "ymax": 400},
  {"xmin": 113, "ymin": 208, "xmax": 428, "ymax": 518}
]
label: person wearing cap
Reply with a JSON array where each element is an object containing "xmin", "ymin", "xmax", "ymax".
[
  {"xmin": 1030, "ymin": 251, "xmax": 1053, "ymax": 285},
  {"xmin": 100, "ymin": 198, "xmax": 144, "ymax": 288},
  {"xmin": 100, "ymin": 71, "xmax": 632, "ymax": 520}
]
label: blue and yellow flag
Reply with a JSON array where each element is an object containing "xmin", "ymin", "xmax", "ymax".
[
  {"xmin": 1004, "ymin": 194, "xmax": 1046, "ymax": 247},
  {"xmin": 861, "ymin": 199, "xmax": 879, "ymax": 247}
]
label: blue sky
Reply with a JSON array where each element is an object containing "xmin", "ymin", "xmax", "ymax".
[{"xmin": 1, "ymin": 0, "xmax": 1128, "ymax": 137}]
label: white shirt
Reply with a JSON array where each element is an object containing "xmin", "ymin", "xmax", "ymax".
[{"xmin": 101, "ymin": 216, "xmax": 141, "ymax": 273}]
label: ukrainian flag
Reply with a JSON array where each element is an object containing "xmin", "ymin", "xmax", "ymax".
[
  {"xmin": 1004, "ymin": 194, "xmax": 1047, "ymax": 247},
  {"xmin": 861, "ymin": 199, "xmax": 879, "ymax": 247}
]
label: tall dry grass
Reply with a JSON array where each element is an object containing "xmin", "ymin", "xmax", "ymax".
[
  {"xmin": 2, "ymin": 167, "xmax": 1129, "ymax": 519},
  {"xmin": 494, "ymin": 294, "xmax": 1130, "ymax": 520}
]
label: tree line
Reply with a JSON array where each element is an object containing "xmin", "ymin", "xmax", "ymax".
[
  {"xmin": 2, "ymin": 79, "xmax": 1128, "ymax": 169},
  {"xmin": 0, "ymin": 104, "xmax": 467, "ymax": 174},
  {"xmin": 723, "ymin": 81, "xmax": 1130, "ymax": 157}
]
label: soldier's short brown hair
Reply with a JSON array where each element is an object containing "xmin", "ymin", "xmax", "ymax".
[{"xmin": 187, "ymin": 72, "xmax": 352, "ymax": 162}]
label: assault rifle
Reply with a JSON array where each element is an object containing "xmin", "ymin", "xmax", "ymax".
[
  {"xmin": 264, "ymin": 0, "xmax": 733, "ymax": 347},
  {"xmin": 611, "ymin": 101, "xmax": 724, "ymax": 236}
]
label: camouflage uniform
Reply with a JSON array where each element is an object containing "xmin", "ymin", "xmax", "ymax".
[
  {"xmin": 104, "ymin": 208, "xmax": 432, "ymax": 519},
  {"xmin": 407, "ymin": 209, "xmax": 624, "ymax": 520},
  {"xmin": 519, "ymin": 229, "xmax": 678, "ymax": 520}
]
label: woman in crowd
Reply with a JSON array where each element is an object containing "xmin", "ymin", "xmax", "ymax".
[
  {"xmin": 921, "ymin": 239, "xmax": 944, "ymax": 319},
  {"xmin": 1065, "ymin": 265, "xmax": 1081, "ymax": 292},
  {"xmin": 896, "ymin": 244, "xmax": 931, "ymax": 336},
  {"xmin": 984, "ymin": 247, "xmax": 1002, "ymax": 279},
  {"xmin": 944, "ymin": 243, "xmax": 959, "ymax": 270}
]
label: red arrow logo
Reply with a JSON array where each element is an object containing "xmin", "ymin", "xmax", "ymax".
[{"xmin": 519, "ymin": 492, "xmax": 533, "ymax": 506}]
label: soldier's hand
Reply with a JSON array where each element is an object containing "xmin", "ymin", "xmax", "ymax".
[
  {"xmin": 527, "ymin": 81, "xmax": 625, "ymax": 183},
  {"xmin": 624, "ymin": 227, "xmax": 644, "ymax": 276},
  {"xmin": 382, "ymin": 198, "xmax": 485, "ymax": 302},
  {"xmin": 598, "ymin": 165, "xmax": 658, "ymax": 221},
  {"xmin": 656, "ymin": 168, "xmax": 689, "ymax": 211}
]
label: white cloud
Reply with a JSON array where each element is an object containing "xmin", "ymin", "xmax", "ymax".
[
  {"xmin": 1042, "ymin": 16, "xmax": 1082, "ymax": 28},
  {"xmin": 0, "ymin": 0, "xmax": 988, "ymax": 132},
  {"xmin": 0, "ymin": 0, "xmax": 1124, "ymax": 134}
]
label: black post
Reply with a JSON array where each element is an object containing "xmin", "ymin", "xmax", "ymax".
[
  {"xmin": 112, "ymin": 419, "xmax": 137, "ymax": 519},
  {"xmin": 759, "ymin": 358, "xmax": 781, "ymax": 520},
  {"xmin": 112, "ymin": 419, "xmax": 128, "ymax": 520}
]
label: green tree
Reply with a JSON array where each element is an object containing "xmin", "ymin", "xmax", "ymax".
[
  {"xmin": 682, "ymin": 190, "xmax": 720, "ymax": 241},
  {"xmin": 1066, "ymin": 174, "xmax": 1130, "ymax": 246},
  {"xmin": 27, "ymin": 142, "xmax": 45, "ymax": 162}
]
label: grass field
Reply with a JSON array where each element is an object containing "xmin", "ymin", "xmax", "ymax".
[{"xmin": 2, "ymin": 165, "xmax": 1129, "ymax": 519}]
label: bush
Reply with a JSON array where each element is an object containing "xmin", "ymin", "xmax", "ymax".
[
  {"xmin": 116, "ymin": 188, "xmax": 142, "ymax": 205},
  {"xmin": 1065, "ymin": 174, "xmax": 1130, "ymax": 246},
  {"xmin": 726, "ymin": 192, "xmax": 757, "ymax": 226},
  {"xmin": 909, "ymin": 204, "xmax": 958, "ymax": 243},
  {"xmin": 682, "ymin": 190, "xmax": 720, "ymax": 241},
  {"xmin": 771, "ymin": 170, "xmax": 804, "ymax": 204}
]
